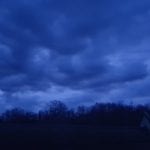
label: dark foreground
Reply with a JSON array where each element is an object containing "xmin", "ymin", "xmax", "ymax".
[{"xmin": 0, "ymin": 123, "xmax": 149, "ymax": 150}]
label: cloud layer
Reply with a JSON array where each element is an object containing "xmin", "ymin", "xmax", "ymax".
[{"xmin": 0, "ymin": 0, "xmax": 150, "ymax": 112}]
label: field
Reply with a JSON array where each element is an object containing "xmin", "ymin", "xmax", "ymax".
[{"xmin": 0, "ymin": 123, "xmax": 149, "ymax": 150}]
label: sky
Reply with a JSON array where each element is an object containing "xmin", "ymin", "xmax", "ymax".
[{"xmin": 0, "ymin": 0, "xmax": 150, "ymax": 112}]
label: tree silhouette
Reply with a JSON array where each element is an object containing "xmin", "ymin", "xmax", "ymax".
[
  {"xmin": 0, "ymin": 101, "xmax": 148, "ymax": 126},
  {"xmin": 47, "ymin": 100, "xmax": 68, "ymax": 122}
]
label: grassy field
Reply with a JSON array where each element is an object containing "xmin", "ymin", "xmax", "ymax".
[{"xmin": 0, "ymin": 123, "xmax": 149, "ymax": 150}]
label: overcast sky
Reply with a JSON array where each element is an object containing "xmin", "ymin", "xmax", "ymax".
[{"xmin": 0, "ymin": 0, "xmax": 150, "ymax": 112}]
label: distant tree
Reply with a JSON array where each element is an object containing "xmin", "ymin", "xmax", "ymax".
[
  {"xmin": 76, "ymin": 106, "xmax": 89, "ymax": 124},
  {"xmin": 66, "ymin": 109, "xmax": 76, "ymax": 122},
  {"xmin": 0, "ymin": 101, "xmax": 148, "ymax": 126},
  {"xmin": 77, "ymin": 106, "xmax": 87, "ymax": 116},
  {"xmin": 47, "ymin": 100, "xmax": 68, "ymax": 122},
  {"xmin": 2, "ymin": 108, "xmax": 26, "ymax": 122},
  {"xmin": 1, "ymin": 108, "xmax": 38, "ymax": 123},
  {"xmin": 38, "ymin": 110, "xmax": 49, "ymax": 121}
]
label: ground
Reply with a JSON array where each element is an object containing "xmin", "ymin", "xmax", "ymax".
[{"xmin": 0, "ymin": 123, "xmax": 149, "ymax": 150}]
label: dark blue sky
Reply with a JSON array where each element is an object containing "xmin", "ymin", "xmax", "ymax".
[{"xmin": 0, "ymin": 0, "xmax": 150, "ymax": 112}]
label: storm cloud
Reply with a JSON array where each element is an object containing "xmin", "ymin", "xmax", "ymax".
[{"xmin": 0, "ymin": 0, "xmax": 150, "ymax": 112}]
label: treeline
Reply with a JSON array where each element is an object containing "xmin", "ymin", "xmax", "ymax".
[{"xmin": 0, "ymin": 100, "xmax": 149, "ymax": 126}]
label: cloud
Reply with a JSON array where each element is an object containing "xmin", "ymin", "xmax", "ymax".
[{"xmin": 0, "ymin": 0, "xmax": 150, "ymax": 112}]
